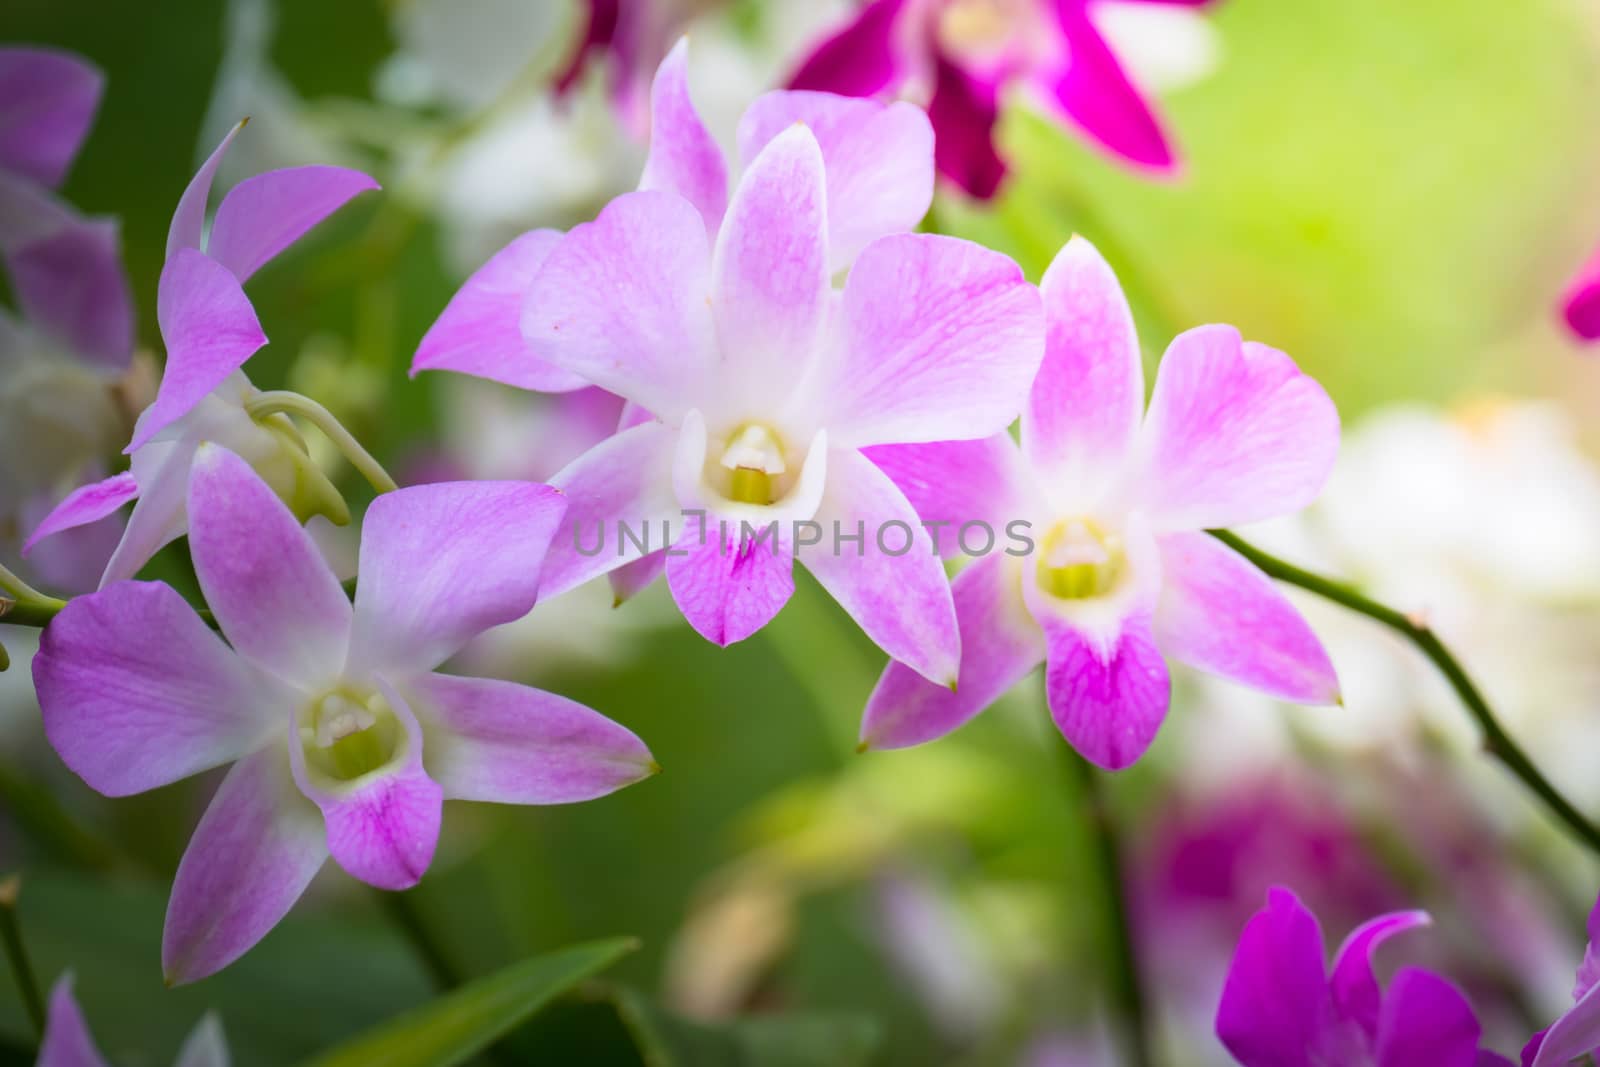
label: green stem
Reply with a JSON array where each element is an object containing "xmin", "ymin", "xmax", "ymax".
[
  {"xmin": 0, "ymin": 564, "xmax": 67, "ymax": 630},
  {"xmin": 377, "ymin": 889, "xmax": 461, "ymax": 992},
  {"xmin": 1211, "ymin": 529, "xmax": 1600, "ymax": 858},
  {"xmin": 247, "ymin": 390, "xmax": 398, "ymax": 495},
  {"xmin": 0, "ymin": 876, "xmax": 46, "ymax": 1040}
]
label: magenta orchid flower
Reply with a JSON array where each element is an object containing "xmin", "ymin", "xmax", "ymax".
[
  {"xmin": 38, "ymin": 973, "xmax": 228, "ymax": 1067},
  {"xmin": 1560, "ymin": 246, "xmax": 1600, "ymax": 343},
  {"xmin": 33, "ymin": 446, "xmax": 655, "ymax": 983},
  {"xmin": 1521, "ymin": 891, "xmax": 1600, "ymax": 1067},
  {"xmin": 1215, "ymin": 887, "xmax": 1513, "ymax": 1067},
  {"xmin": 789, "ymin": 0, "xmax": 1218, "ymax": 197},
  {"xmin": 23, "ymin": 122, "xmax": 377, "ymax": 587},
  {"xmin": 861, "ymin": 237, "xmax": 1338, "ymax": 767}
]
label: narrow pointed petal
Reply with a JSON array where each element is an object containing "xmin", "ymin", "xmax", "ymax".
[
  {"xmin": 1026, "ymin": 237, "xmax": 1143, "ymax": 504},
  {"xmin": 1530, "ymin": 980, "xmax": 1600, "ymax": 1067},
  {"xmin": 100, "ymin": 440, "xmax": 193, "ymax": 586},
  {"xmin": 348, "ymin": 481, "xmax": 566, "ymax": 676},
  {"xmin": 1376, "ymin": 968, "xmax": 1486, "ymax": 1067},
  {"xmin": 522, "ymin": 190, "xmax": 716, "ymax": 418},
  {"xmin": 188, "ymin": 445, "xmax": 351, "ymax": 688},
  {"xmin": 412, "ymin": 229, "xmax": 586, "ymax": 391},
  {"xmin": 206, "ymin": 165, "xmax": 378, "ymax": 283},
  {"xmin": 1043, "ymin": 13, "xmax": 1177, "ymax": 175},
  {"xmin": 927, "ymin": 56, "xmax": 1007, "ymax": 199},
  {"xmin": 822, "ymin": 235, "xmax": 1043, "ymax": 448},
  {"xmin": 1215, "ymin": 887, "xmax": 1332, "ymax": 1067},
  {"xmin": 1154, "ymin": 531, "xmax": 1340, "ymax": 705},
  {"xmin": 710, "ymin": 124, "xmax": 830, "ymax": 404},
  {"xmin": 37, "ymin": 975, "xmax": 111, "ymax": 1067},
  {"xmin": 174, "ymin": 1015, "xmax": 231, "ymax": 1067},
  {"xmin": 1040, "ymin": 609, "xmax": 1169, "ymax": 770},
  {"xmin": 667, "ymin": 520, "xmax": 794, "ymax": 646},
  {"xmin": 787, "ymin": 0, "xmax": 913, "ymax": 98},
  {"xmin": 609, "ymin": 549, "xmax": 665, "ymax": 603},
  {"xmin": 163, "ymin": 747, "xmax": 329, "ymax": 985},
  {"xmin": 801, "ymin": 447, "xmax": 959, "ymax": 685},
  {"xmin": 738, "ymin": 92, "xmax": 933, "ymax": 272},
  {"xmin": 23, "ymin": 472, "xmax": 138, "ymax": 555},
  {"xmin": 130, "ymin": 249, "xmax": 266, "ymax": 452},
  {"xmin": 864, "ymin": 436, "xmax": 1034, "ymax": 560},
  {"xmin": 1330, "ymin": 909, "xmax": 1432, "ymax": 1042},
  {"xmin": 860, "ymin": 553, "xmax": 1043, "ymax": 748},
  {"xmin": 8, "ymin": 216, "xmax": 133, "ymax": 369},
  {"xmin": 34, "ymin": 581, "xmax": 282, "ymax": 796},
  {"xmin": 412, "ymin": 672, "xmax": 654, "ymax": 803},
  {"xmin": 639, "ymin": 38, "xmax": 726, "ymax": 234},
  {"xmin": 167, "ymin": 122, "xmax": 243, "ymax": 260},
  {"xmin": 1138, "ymin": 326, "xmax": 1339, "ymax": 531},
  {"xmin": 0, "ymin": 48, "xmax": 103, "ymax": 188}
]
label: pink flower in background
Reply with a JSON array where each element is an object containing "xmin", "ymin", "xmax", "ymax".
[
  {"xmin": 1560, "ymin": 247, "xmax": 1600, "ymax": 342},
  {"xmin": 24, "ymin": 122, "xmax": 377, "ymax": 586},
  {"xmin": 37, "ymin": 972, "xmax": 228, "ymax": 1067},
  {"xmin": 1216, "ymin": 888, "xmax": 1513, "ymax": 1067},
  {"xmin": 33, "ymin": 447, "xmax": 655, "ymax": 982},
  {"xmin": 1523, "ymin": 891, "xmax": 1600, "ymax": 1067},
  {"xmin": 788, "ymin": 0, "xmax": 1219, "ymax": 197},
  {"xmin": 862, "ymin": 237, "xmax": 1338, "ymax": 768}
]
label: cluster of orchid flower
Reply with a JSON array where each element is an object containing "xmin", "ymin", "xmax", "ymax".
[{"xmin": 6, "ymin": 6, "xmax": 1600, "ymax": 1066}]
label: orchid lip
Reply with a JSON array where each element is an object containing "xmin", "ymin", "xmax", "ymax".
[
  {"xmin": 1035, "ymin": 517, "xmax": 1125, "ymax": 600},
  {"xmin": 298, "ymin": 685, "xmax": 403, "ymax": 783}
]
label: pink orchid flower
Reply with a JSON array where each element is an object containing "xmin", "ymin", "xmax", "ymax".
[
  {"xmin": 33, "ymin": 446, "xmax": 655, "ymax": 983},
  {"xmin": 23, "ymin": 123, "xmax": 377, "ymax": 586},
  {"xmin": 789, "ymin": 0, "xmax": 1218, "ymax": 198},
  {"xmin": 1561, "ymin": 246, "xmax": 1600, "ymax": 343},
  {"xmin": 38, "ymin": 972, "xmax": 227, "ymax": 1067},
  {"xmin": 861, "ymin": 237, "xmax": 1339, "ymax": 768},
  {"xmin": 415, "ymin": 39, "xmax": 1043, "ymax": 683},
  {"xmin": 1522, "ymin": 890, "xmax": 1600, "ymax": 1067}
]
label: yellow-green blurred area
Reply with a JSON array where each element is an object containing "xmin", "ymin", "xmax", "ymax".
[{"xmin": 5, "ymin": 1, "xmax": 1600, "ymax": 1065}]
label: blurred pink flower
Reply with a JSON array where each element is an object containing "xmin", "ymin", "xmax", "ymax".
[
  {"xmin": 1560, "ymin": 247, "xmax": 1600, "ymax": 342},
  {"xmin": 1523, "ymin": 891, "xmax": 1600, "ymax": 1067},
  {"xmin": 38, "ymin": 972, "xmax": 228, "ymax": 1067}
]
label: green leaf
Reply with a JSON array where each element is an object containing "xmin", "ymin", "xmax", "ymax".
[
  {"xmin": 610, "ymin": 986, "xmax": 882, "ymax": 1067},
  {"xmin": 301, "ymin": 938, "xmax": 637, "ymax": 1067}
]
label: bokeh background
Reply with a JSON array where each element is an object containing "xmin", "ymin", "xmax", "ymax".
[{"xmin": 5, "ymin": 0, "xmax": 1600, "ymax": 1064}]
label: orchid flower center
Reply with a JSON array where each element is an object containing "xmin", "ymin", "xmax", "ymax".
[
  {"xmin": 937, "ymin": 0, "xmax": 1042, "ymax": 62},
  {"xmin": 1036, "ymin": 518, "xmax": 1124, "ymax": 600},
  {"xmin": 299, "ymin": 688, "xmax": 401, "ymax": 781},
  {"xmin": 717, "ymin": 422, "xmax": 789, "ymax": 506}
]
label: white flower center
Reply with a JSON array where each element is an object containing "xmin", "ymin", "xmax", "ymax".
[
  {"xmin": 716, "ymin": 422, "xmax": 790, "ymax": 506},
  {"xmin": 1036, "ymin": 518, "xmax": 1125, "ymax": 600},
  {"xmin": 299, "ymin": 687, "xmax": 400, "ymax": 781}
]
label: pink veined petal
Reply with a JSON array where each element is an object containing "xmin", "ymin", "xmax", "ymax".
[
  {"xmin": 1215, "ymin": 887, "xmax": 1333, "ymax": 1067},
  {"xmin": 1137, "ymin": 326, "xmax": 1340, "ymax": 531},
  {"xmin": 34, "ymin": 580, "xmax": 283, "ymax": 797},
  {"xmin": 540, "ymin": 420, "xmax": 682, "ymax": 599},
  {"xmin": 1530, "ymin": 980, "xmax": 1600, "ymax": 1067},
  {"xmin": 638, "ymin": 38, "xmax": 727, "ymax": 234},
  {"xmin": 863, "ymin": 436, "xmax": 1034, "ymax": 560},
  {"xmin": 7, "ymin": 216, "xmax": 133, "ymax": 370},
  {"xmin": 821, "ymin": 234, "xmax": 1043, "ymax": 449},
  {"xmin": 609, "ymin": 549, "xmax": 666, "ymax": 604},
  {"xmin": 522, "ymin": 190, "xmax": 717, "ymax": 419},
  {"xmin": 710, "ymin": 124, "xmax": 830, "ymax": 409},
  {"xmin": 20, "ymin": 483, "xmax": 125, "ymax": 596},
  {"xmin": 787, "ymin": 0, "xmax": 915, "ymax": 98},
  {"xmin": 666, "ymin": 517, "xmax": 795, "ymax": 646},
  {"xmin": 37, "ymin": 974, "xmax": 111, "ymax": 1067},
  {"xmin": 100, "ymin": 439, "xmax": 194, "ymax": 587},
  {"xmin": 1025, "ymin": 236, "xmax": 1143, "ymax": 505},
  {"xmin": 174, "ymin": 1016, "xmax": 230, "ymax": 1067},
  {"xmin": 860, "ymin": 553, "xmax": 1044, "ymax": 749},
  {"xmin": 1561, "ymin": 247, "xmax": 1600, "ymax": 342},
  {"xmin": 737, "ymin": 92, "xmax": 933, "ymax": 272},
  {"xmin": 167, "ymin": 121, "xmax": 243, "ymax": 261},
  {"xmin": 129, "ymin": 249, "xmax": 267, "ymax": 453},
  {"xmin": 0, "ymin": 48, "xmax": 103, "ymax": 188},
  {"xmin": 1375, "ymin": 968, "xmax": 1487, "ymax": 1067},
  {"xmin": 800, "ymin": 447, "xmax": 960, "ymax": 686},
  {"xmin": 187, "ymin": 445, "xmax": 352, "ymax": 689},
  {"xmin": 411, "ymin": 672, "xmax": 655, "ymax": 804},
  {"xmin": 1040, "ymin": 8, "xmax": 1178, "ymax": 175},
  {"xmin": 23, "ymin": 472, "xmax": 138, "ymax": 556},
  {"xmin": 927, "ymin": 54, "xmax": 1007, "ymax": 199},
  {"xmin": 348, "ymin": 481, "xmax": 567, "ymax": 677},
  {"xmin": 162, "ymin": 746, "xmax": 329, "ymax": 985},
  {"xmin": 205, "ymin": 164, "xmax": 378, "ymax": 283},
  {"xmin": 1039, "ymin": 607, "xmax": 1169, "ymax": 770},
  {"xmin": 288, "ymin": 679, "xmax": 442, "ymax": 890},
  {"xmin": 412, "ymin": 229, "xmax": 587, "ymax": 391},
  {"xmin": 1329, "ymin": 909, "xmax": 1433, "ymax": 1043},
  {"xmin": 1153, "ymin": 531, "xmax": 1341, "ymax": 705}
]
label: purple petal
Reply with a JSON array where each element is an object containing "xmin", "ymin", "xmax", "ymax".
[
  {"xmin": 1137, "ymin": 326, "xmax": 1339, "ymax": 531},
  {"xmin": 38, "ymin": 974, "xmax": 111, "ymax": 1067},
  {"xmin": 666, "ymin": 519, "xmax": 794, "ymax": 646},
  {"xmin": 167, "ymin": 122, "xmax": 241, "ymax": 261},
  {"xmin": 1153, "ymin": 531, "xmax": 1340, "ymax": 704},
  {"xmin": 348, "ymin": 481, "xmax": 567, "ymax": 675},
  {"xmin": 7, "ymin": 216, "xmax": 133, "ymax": 369},
  {"xmin": 23, "ymin": 472, "xmax": 138, "ymax": 556},
  {"xmin": 412, "ymin": 229, "xmax": 587, "ymax": 391},
  {"xmin": 787, "ymin": 0, "xmax": 914, "ymax": 98},
  {"xmin": 1025, "ymin": 237, "xmax": 1142, "ymax": 503},
  {"xmin": 609, "ymin": 549, "xmax": 665, "ymax": 604},
  {"xmin": 1039, "ymin": 608, "xmax": 1169, "ymax": 770},
  {"xmin": 163, "ymin": 746, "xmax": 329, "ymax": 984},
  {"xmin": 0, "ymin": 48, "xmax": 103, "ymax": 188},
  {"xmin": 1562, "ymin": 248, "xmax": 1600, "ymax": 342},
  {"xmin": 1375, "ymin": 968, "xmax": 1486, "ymax": 1067},
  {"xmin": 863, "ymin": 436, "xmax": 1034, "ymax": 560},
  {"xmin": 737, "ymin": 91, "xmax": 933, "ymax": 272},
  {"xmin": 822, "ymin": 234, "xmax": 1043, "ymax": 448},
  {"xmin": 638, "ymin": 38, "xmax": 726, "ymax": 234},
  {"xmin": 522, "ymin": 190, "xmax": 716, "ymax": 419},
  {"xmin": 188, "ymin": 445, "xmax": 352, "ymax": 689},
  {"xmin": 1215, "ymin": 887, "xmax": 1334, "ymax": 1067},
  {"xmin": 1529, "ymin": 980, "xmax": 1600, "ymax": 1067},
  {"xmin": 860, "ymin": 553, "xmax": 1044, "ymax": 749},
  {"xmin": 1329, "ymin": 909, "xmax": 1432, "ymax": 1042},
  {"xmin": 927, "ymin": 55, "xmax": 1007, "ymax": 199},
  {"xmin": 1042, "ymin": 11, "xmax": 1178, "ymax": 175},
  {"xmin": 101, "ymin": 439, "xmax": 193, "ymax": 586},
  {"xmin": 411, "ymin": 672, "xmax": 655, "ymax": 803},
  {"xmin": 206, "ymin": 165, "xmax": 378, "ymax": 283},
  {"xmin": 130, "ymin": 248, "xmax": 267, "ymax": 452},
  {"xmin": 801, "ymin": 447, "xmax": 960, "ymax": 686},
  {"xmin": 34, "ymin": 580, "xmax": 281, "ymax": 797}
]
